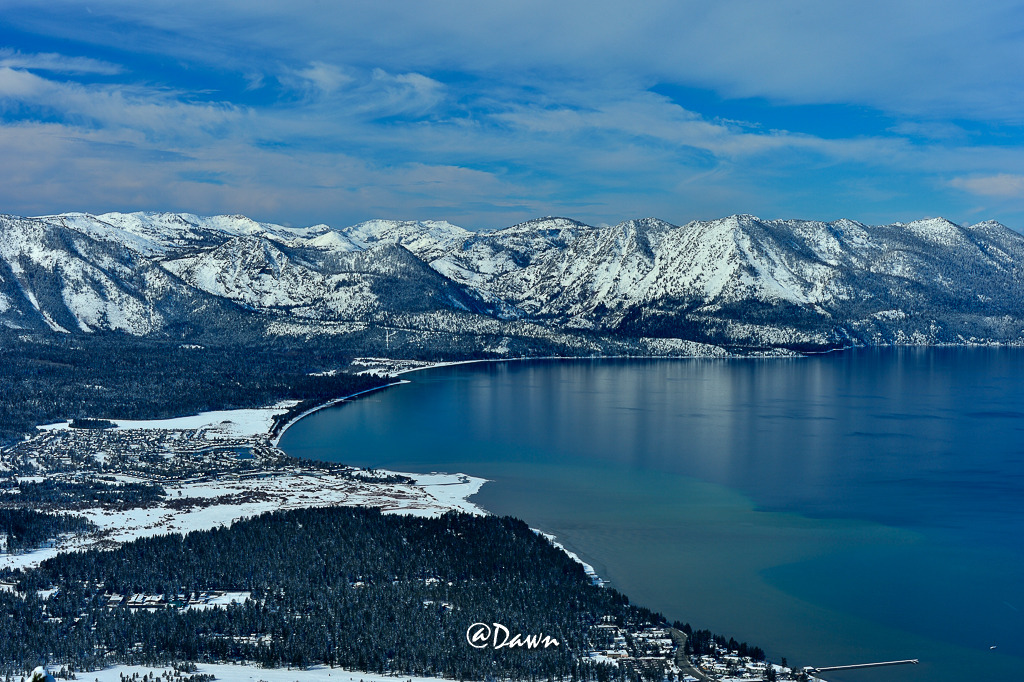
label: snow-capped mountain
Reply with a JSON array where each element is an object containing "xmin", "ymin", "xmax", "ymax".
[
  {"xmin": 1, "ymin": 210, "xmax": 1022, "ymax": 352},
  {"xmin": 0, "ymin": 214, "xmax": 242, "ymax": 335},
  {"xmin": 425, "ymin": 214, "xmax": 1024, "ymax": 348}
]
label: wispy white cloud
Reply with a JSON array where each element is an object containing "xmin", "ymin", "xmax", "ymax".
[
  {"xmin": 367, "ymin": 69, "xmax": 445, "ymax": 116},
  {"xmin": 487, "ymin": 88, "xmax": 909, "ymax": 170},
  {"xmin": 0, "ymin": 66, "xmax": 241, "ymax": 139},
  {"xmin": 243, "ymin": 72, "xmax": 265, "ymax": 91},
  {"xmin": 887, "ymin": 121, "xmax": 969, "ymax": 141},
  {"xmin": 950, "ymin": 174, "xmax": 1024, "ymax": 198},
  {"xmin": 0, "ymin": 117, "xmax": 531, "ymax": 227},
  {"xmin": 0, "ymin": 49, "xmax": 123, "ymax": 75},
  {"xmin": 276, "ymin": 62, "xmax": 444, "ymax": 118},
  {"xmin": 281, "ymin": 61, "xmax": 353, "ymax": 96}
]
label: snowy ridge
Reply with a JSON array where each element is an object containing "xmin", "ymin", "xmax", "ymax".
[
  {"xmin": 1, "ymin": 210, "xmax": 1023, "ymax": 350},
  {"xmin": 341, "ymin": 218, "xmax": 471, "ymax": 261}
]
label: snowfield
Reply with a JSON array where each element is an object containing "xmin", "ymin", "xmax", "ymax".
[
  {"xmin": 0, "ymin": 466, "xmax": 486, "ymax": 572},
  {"xmin": 61, "ymin": 663, "xmax": 451, "ymax": 682},
  {"xmin": 38, "ymin": 403, "xmax": 297, "ymax": 439}
]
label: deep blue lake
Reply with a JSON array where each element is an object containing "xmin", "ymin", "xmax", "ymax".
[{"xmin": 279, "ymin": 349, "xmax": 1024, "ymax": 682}]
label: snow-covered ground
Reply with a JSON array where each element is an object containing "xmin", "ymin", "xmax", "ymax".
[
  {"xmin": 37, "ymin": 663, "xmax": 450, "ymax": 682},
  {"xmin": 0, "ymin": 470, "xmax": 486, "ymax": 572},
  {"xmin": 37, "ymin": 402, "xmax": 298, "ymax": 439},
  {"xmin": 186, "ymin": 591, "xmax": 251, "ymax": 610},
  {"xmin": 535, "ymin": 531, "xmax": 605, "ymax": 587},
  {"xmin": 351, "ymin": 357, "xmax": 488, "ymax": 377}
]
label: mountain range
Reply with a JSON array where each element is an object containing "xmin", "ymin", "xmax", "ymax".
[{"xmin": 2, "ymin": 211, "xmax": 1023, "ymax": 355}]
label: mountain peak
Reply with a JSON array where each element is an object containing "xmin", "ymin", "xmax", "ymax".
[{"xmin": 502, "ymin": 217, "xmax": 592, "ymax": 232}]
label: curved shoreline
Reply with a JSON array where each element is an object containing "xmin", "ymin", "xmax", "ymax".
[
  {"xmin": 274, "ymin": 358, "xmax": 611, "ymax": 583},
  {"xmin": 268, "ymin": 380, "xmax": 410, "ymax": 447},
  {"xmin": 271, "ymin": 346, "xmax": 839, "ymax": 448}
]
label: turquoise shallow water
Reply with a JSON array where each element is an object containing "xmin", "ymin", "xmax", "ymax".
[{"xmin": 279, "ymin": 350, "xmax": 1024, "ymax": 682}]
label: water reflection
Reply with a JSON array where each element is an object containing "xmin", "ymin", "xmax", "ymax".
[{"xmin": 280, "ymin": 349, "xmax": 1024, "ymax": 682}]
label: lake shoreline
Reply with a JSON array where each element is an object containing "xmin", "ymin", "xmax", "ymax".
[
  {"xmin": 271, "ymin": 360, "xmax": 613, "ymax": 584},
  {"xmin": 277, "ymin": 351, "xmax": 1024, "ymax": 682}
]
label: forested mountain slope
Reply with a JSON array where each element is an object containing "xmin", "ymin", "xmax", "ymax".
[{"xmin": 2, "ymin": 211, "xmax": 1022, "ymax": 353}]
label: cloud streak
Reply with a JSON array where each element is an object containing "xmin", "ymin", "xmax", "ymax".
[
  {"xmin": 0, "ymin": 49, "xmax": 123, "ymax": 75},
  {"xmin": 951, "ymin": 175, "xmax": 1024, "ymax": 199}
]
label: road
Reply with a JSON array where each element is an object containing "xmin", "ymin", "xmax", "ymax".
[{"xmin": 669, "ymin": 628, "xmax": 716, "ymax": 682}]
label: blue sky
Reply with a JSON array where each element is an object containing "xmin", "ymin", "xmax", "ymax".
[{"xmin": 2, "ymin": 0, "xmax": 1024, "ymax": 230}]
